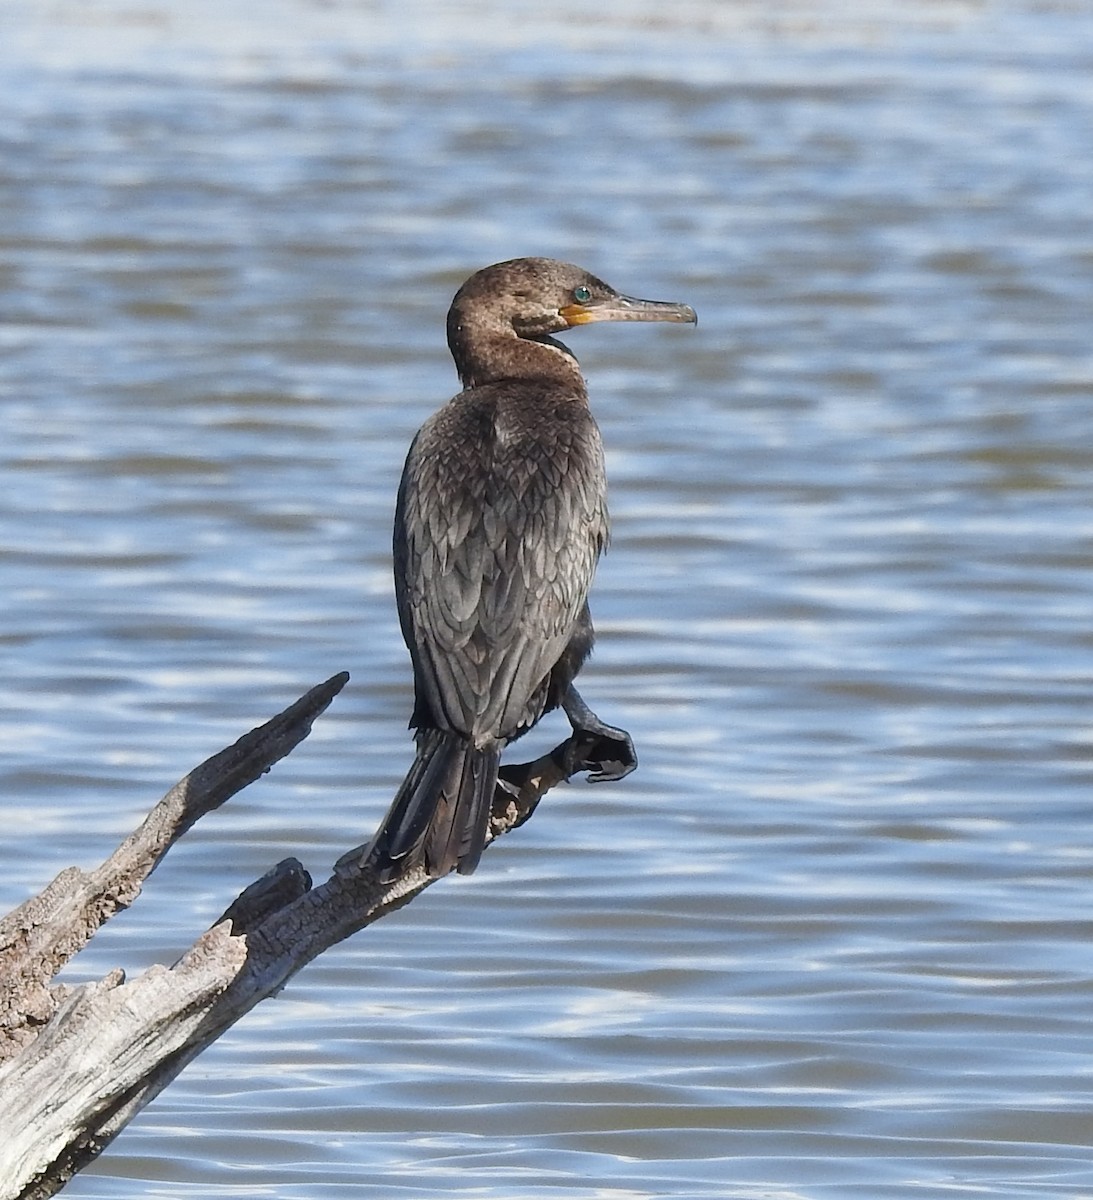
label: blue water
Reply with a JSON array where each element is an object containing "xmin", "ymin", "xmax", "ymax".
[{"xmin": 3, "ymin": 2, "xmax": 1093, "ymax": 1196}]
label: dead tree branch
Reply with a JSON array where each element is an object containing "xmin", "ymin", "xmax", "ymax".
[{"xmin": 0, "ymin": 671, "xmax": 596, "ymax": 1200}]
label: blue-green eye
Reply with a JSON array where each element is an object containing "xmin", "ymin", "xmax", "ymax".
[{"xmin": 572, "ymin": 285, "xmax": 592, "ymax": 303}]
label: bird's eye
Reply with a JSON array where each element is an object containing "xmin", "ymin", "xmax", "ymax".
[{"xmin": 572, "ymin": 285, "xmax": 592, "ymax": 304}]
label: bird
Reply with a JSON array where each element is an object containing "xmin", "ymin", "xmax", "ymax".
[{"xmin": 365, "ymin": 257, "xmax": 697, "ymax": 879}]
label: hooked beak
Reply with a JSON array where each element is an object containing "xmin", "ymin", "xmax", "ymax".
[{"xmin": 560, "ymin": 293, "xmax": 698, "ymax": 327}]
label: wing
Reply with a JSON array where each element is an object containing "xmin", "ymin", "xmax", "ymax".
[{"xmin": 394, "ymin": 384, "xmax": 608, "ymax": 742}]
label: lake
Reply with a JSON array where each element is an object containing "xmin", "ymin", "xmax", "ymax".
[{"xmin": 3, "ymin": 2, "xmax": 1093, "ymax": 1196}]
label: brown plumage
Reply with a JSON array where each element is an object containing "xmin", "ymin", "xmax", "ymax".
[{"xmin": 366, "ymin": 257, "xmax": 696, "ymax": 878}]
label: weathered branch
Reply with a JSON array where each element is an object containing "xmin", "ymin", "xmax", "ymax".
[
  {"xmin": 0, "ymin": 671, "xmax": 350, "ymax": 1061},
  {"xmin": 0, "ymin": 673, "xmax": 595, "ymax": 1200}
]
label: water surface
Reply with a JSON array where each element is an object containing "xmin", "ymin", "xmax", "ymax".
[{"xmin": 3, "ymin": 2, "xmax": 1093, "ymax": 1196}]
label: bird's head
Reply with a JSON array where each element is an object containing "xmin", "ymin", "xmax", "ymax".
[{"xmin": 449, "ymin": 257, "xmax": 697, "ymax": 342}]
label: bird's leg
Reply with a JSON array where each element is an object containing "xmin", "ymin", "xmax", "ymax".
[{"xmin": 560, "ymin": 685, "xmax": 637, "ymax": 782}]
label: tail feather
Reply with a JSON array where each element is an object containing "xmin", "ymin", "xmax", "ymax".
[
  {"xmin": 427, "ymin": 741, "xmax": 501, "ymax": 877},
  {"xmin": 367, "ymin": 731, "xmax": 501, "ymax": 878}
]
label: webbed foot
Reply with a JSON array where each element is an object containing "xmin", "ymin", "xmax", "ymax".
[{"xmin": 561, "ymin": 686, "xmax": 638, "ymax": 782}]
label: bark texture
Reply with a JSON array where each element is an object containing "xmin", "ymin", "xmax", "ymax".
[{"xmin": 0, "ymin": 672, "xmax": 595, "ymax": 1200}]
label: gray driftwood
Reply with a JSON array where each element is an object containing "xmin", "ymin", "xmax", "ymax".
[{"xmin": 0, "ymin": 672, "xmax": 590, "ymax": 1200}]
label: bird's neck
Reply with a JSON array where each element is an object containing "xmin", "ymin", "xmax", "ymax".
[{"xmin": 448, "ymin": 324, "xmax": 587, "ymax": 394}]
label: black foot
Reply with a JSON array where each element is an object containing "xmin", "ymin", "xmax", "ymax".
[{"xmin": 561, "ymin": 687, "xmax": 638, "ymax": 783}]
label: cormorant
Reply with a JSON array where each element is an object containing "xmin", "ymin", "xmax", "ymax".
[{"xmin": 366, "ymin": 257, "xmax": 697, "ymax": 878}]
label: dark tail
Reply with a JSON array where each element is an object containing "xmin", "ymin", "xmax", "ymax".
[{"xmin": 366, "ymin": 730, "xmax": 501, "ymax": 878}]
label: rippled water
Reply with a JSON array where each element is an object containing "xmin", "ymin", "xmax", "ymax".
[{"xmin": 4, "ymin": 2, "xmax": 1093, "ymax": 1196}]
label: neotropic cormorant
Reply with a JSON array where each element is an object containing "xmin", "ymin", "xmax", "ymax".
[{"xmin": 366, "ymin": 257, "xmax": 697, "ymax": 878}]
